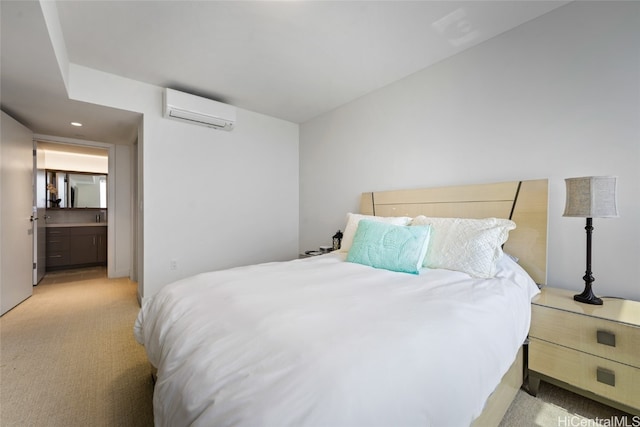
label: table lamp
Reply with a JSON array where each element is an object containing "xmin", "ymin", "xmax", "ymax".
[{"xmin": 563, "ymin": 176, "xmax": 618, "ymax": 305}]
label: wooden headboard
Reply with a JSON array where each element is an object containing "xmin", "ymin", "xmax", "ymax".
[{"xmin": 359, "ymin": 179, "xmax": 549, "ymax": 285}]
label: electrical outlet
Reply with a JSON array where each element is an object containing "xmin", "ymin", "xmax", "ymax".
[{"xmin": 170, "ymin": 259, "xmax": 178, "ymax": 270}]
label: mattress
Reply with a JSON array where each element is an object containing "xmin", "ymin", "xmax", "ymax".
[{"xmin": 134, "ymin": 252, "xmax": 539, "ymax": 427}]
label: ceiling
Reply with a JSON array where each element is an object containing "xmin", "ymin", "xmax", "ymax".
[{"xmin": 1, "ymin": 1, "xmax": 568, "ymax": 146}]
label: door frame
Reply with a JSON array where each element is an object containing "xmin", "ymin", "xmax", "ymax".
[
  {"xmin": 33, "ymin": 142, "xmax": 46, "ymax": 284},
  {"xmin": 33, "ymin": 135, "xmax": 122, "ymax": 279}
]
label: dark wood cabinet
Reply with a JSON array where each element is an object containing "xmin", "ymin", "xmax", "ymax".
[
  {"xmin": 46, "ymin": 227, "xmax": 70, "ymax": 267},
  {"xmin": 97, "ymin": 231, "xmax": 107, "ymax": 263},
  {"xmin": 46, "ymin": 226, "xmax": 107, "ymax": 270}
]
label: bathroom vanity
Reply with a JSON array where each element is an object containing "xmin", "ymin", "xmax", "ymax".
[{"xmin": 46, "ymin": 223, "xmax": 107, "ymax": 270}]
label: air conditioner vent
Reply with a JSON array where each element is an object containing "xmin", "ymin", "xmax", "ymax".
[{"xmin": 163, "ymin": 89, "xmax": 236, "ymax": 131}]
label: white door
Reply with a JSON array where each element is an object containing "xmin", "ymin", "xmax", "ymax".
[
  {"xmin": 1, "ymin": 112, "xmax": 34, "ymax": 315},
  {"xmin": 33, "ymin": 145, "xmax": 46, "ymax": 284}
]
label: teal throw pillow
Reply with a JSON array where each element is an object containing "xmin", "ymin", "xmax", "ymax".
[{"xmin": 346, "ymin": 220, "xmax": 431, "ymax": 274}]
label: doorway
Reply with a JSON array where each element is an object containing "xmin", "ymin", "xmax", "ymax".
[{"xmin": 35, "ymin": 141, "xmax": 109, "ymax": 282}]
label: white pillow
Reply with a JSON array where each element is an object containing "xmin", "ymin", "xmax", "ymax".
[
  {"xmin": 339, "ymin": 213, "xmax": 412, "ymax": 253},
  {"xmin": 410, "ymin": 216, "xmax": 516, "ymax": 278}
]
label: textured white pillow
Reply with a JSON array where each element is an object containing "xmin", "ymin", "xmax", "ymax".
[
  {"xmin": 339, "ymin": 213, "xmax": 412, "ymax": 253},
  {"xmin": 411, "ymin": 216, "xmax": 516, "ymax": 278}
]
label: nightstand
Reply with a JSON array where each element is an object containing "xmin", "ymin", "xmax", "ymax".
[
  {"xmin": 528, "ymin": 287, "xmax": 640, "ymax": 415},
  {"xmin": 298, "ymin": 250, "xmax": 325, "ymax": 259}
]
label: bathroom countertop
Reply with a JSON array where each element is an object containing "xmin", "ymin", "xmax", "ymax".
[{"xmin": 46, "ymin": 223, "xmax": 107, "ymax": 228}]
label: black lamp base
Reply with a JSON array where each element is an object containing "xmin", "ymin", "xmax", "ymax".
[
  {"xmin": 573, "ymin": 217, "xmax": 603, "ymax": 306},
  {"xmin": 574, "ymin": 287, "xmax": 603, "ymax": 305}
]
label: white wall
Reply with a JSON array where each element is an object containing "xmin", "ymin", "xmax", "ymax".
[
  {"xmin": 68, "ymin": 66, "xmax": 300, "ymax": 299},
  {"xmin": 1, "ymin": 112, "xmax": 34, "ymax": 315},
  {"xmin": 112, "ymin": 144, "xmax": 132, "ymax": 278},
  {"xmin": 300, "ymin": 2, "xmax": 640, "ymax": 300}
]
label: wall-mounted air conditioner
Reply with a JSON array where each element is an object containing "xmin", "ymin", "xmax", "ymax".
[{"xmin": 163, "ymin": 88, "xmax": 236, "ymax": 131}]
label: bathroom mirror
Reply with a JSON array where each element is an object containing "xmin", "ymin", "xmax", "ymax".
[{"xmin": 46, "ymin": 170, "xmax": 107, "ymax": 208}]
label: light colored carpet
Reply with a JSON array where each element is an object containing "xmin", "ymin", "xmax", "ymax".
[
  {"xmin": 0, "ymin": 267, "xmax": 154, "ymax": 426},
  {"xmin": 1, "ymin": 267, "xmax": 632, "ymax": 426},
  {"xmin": 500, "ymin": 381, "xmax": 633, "ymax": 427}
]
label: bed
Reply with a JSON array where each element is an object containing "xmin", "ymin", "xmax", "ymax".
[{"xmin": 134, "ymin": 179, "xmax": 548, "ymax": 427}]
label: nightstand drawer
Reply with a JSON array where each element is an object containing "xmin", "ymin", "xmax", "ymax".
[
  {"xmin": 529, "ymin": 338, "xmax": 640, "ymax": 410},
  {"xmin": 531, "ymin": 304, "xmax": 640, "ymax": 367}
]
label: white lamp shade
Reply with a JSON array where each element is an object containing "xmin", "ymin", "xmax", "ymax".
[{"xmin": 563, "ymin": 176, "xmax": 618, "ymax": 218}]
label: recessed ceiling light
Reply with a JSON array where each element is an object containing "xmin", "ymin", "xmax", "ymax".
[{"xmin": 71, "ymin": 122, "xmax": 83, "ymax": 127}]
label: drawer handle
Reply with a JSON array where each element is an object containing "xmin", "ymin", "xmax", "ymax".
[
  {"xmin": 597, "ymin": 330, "xmax": 616, "ymax": 347},
  {"xmin": 596, "ymin": 367, "xmax": 615, "ymax": 387}
]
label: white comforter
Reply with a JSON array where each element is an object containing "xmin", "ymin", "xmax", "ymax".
[{"xmin": 134, "ymin": 253, "xmax": 539, "ymax": 427}]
